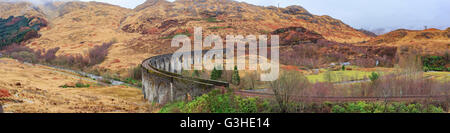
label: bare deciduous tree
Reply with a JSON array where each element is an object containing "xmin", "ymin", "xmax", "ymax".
[
  {"xmin": 244, "ymin": 71, "xmax": 258, "ymax": 90},
  {"xmin": 270, "ymin": 71, "xmax": 309, "ymax": 113}
]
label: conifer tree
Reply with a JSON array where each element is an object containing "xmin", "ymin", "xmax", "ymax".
[
  {"xmin": 210, "ymin": 67, "xmax": 222, "ymax": 80},
  {"xmin": 232, "ymin": 66, "xmax": 240, "ymax": 85}
]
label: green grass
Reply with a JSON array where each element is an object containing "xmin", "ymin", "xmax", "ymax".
[
  {"xmin": 208, "ymin": 26, "xmax": 232, "ymax": 30},
  {"xmin": 59, "ymin": 84, "xmax": 70, "ymax": 88},
  {"xmin": 75, "ymin": 83, "xmax": 91, "ymax": 88},
  {"xmin": 304, "ymin": 68, "xmax": 448, "ymax": 83},
  {"xmin": 204, "ymin": 17, "xmax": 223, "ymax": 23},
  {"xmin": 306, "ymin": 70, "xmax": 373, "ymax": 83},
  {"xmin": 424, "ymin": 72, "xmax": 450, "ymax": 82},
  {"xmin": 159, "ymin": 90, "xmax": 270, "ymax": 113},
  {"xmin": 160, "ymin": 96, "xmax": 446, "ymax": 113},
  {"xmin": 124, "ymin": 78, "xmax": 138, "ymax": 84},
  {"xmin": 159, "ymin": 30, "xmax": 191, "ymax": 39},
  {"xmin": 331, "ymin": 101, "xmax": 444, "ymax": 113},
  {"xmin": 123, "ymin": 77, "xmax": 143, "ymax": 87},
  {"xmin": 59, "ymin": 82, "xmax": 91, "ymax": 88},
  {"xmin": 159, "ymin": 101, "xmax": 185, "ymax": 113},
  {"xmin": 259, "ymin": 30, "xmax": 270, "ymax": 34}
]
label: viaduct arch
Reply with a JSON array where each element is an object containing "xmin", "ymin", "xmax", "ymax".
[{"xmin": 141, "ymin": 50, "xmax": 229, "ymax": 104}]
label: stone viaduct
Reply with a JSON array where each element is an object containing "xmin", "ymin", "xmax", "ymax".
[{"xmin": 141, "ymin": 50, "xmax": 229, "ymax": 104}]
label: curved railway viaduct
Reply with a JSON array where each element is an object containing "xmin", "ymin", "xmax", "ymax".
[
  {"xmin": 141, "ymin": 51, "xmax": 229, "ymax": 104},
  {"xmin": 141, "ymin": 51, "xmax": 449, "ymax": 105}
]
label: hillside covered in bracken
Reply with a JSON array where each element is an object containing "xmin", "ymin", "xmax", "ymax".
[
  {"xmin": 121, "ymin": 0, "xmax": 372, "ymax": 43},
  {"xmin": 0, "ymin": 0, "xmax": 374, "ymax": 74},
  {"xmin": 0, "ymin": 0, "xmax": 449, "ymax": 114},
  {"xmin": 359, "ymin": 28, "xmax": 450, "ymax": 55},
  {"xmin": 0, "ymin": 0, "xmax": 448, "ymax": 73}
]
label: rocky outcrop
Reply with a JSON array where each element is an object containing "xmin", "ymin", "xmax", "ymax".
[
  {"xmin": 357, "ymin": 29, "xmax": 377, "ymax": 37},
  {"xmin": 282, "ymin": 5, "xmax": 312, "ymax": 16},
  {"xmin": 272, "ymin": 27, "xmax": 324, "ymax": 45}
]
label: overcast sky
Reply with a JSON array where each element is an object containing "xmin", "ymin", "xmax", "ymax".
[{"xmin": 71, "ymin": 0, "xmax": 450, "ymax": 34}]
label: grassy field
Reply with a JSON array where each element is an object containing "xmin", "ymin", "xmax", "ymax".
[
  {"xmin": 279, "ymin": 65, "xmax": 394, "ymax": 83},
  {"xmin": 424, "ymin": 72, "xmax": 450, "ymax": 82},
  {"xmin": 305, "ymin": 70, "xmax": 449, "ymax": 83},
  {"xmin": 306, "ymin": 70, "xmax": 374, "ymax": 83},
  {"xmin": 0, "ymin": 58, "xmax": 151, "ymax": 113}
]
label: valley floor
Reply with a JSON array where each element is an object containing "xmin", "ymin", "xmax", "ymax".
[{"xmin": 0, "ymin": 58, "xmax": 154, "ymax": 113}]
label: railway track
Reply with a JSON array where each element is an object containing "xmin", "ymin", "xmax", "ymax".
[{"xmin": 140, "ymin": 49, "xmax": 449, "ymax": 103}]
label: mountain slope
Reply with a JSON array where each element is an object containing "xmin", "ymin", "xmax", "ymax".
[
  {"xmin": 0, "ymin": 0, "xmax": 375, "ymax": 74},
  {"xmin": 359, "ymin": 28, "xmax": 450, "ymax": 55},
  {"xmin": 0, "ymin": 58, "xmax": 150, "ymax": 113},
  {"xmin": 121, "ymin": 0, "xmax": 372, "ymax": 43},
  {"xmin": 0, "ymin": 1, "xmax": 46, "ymax": 18}
]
